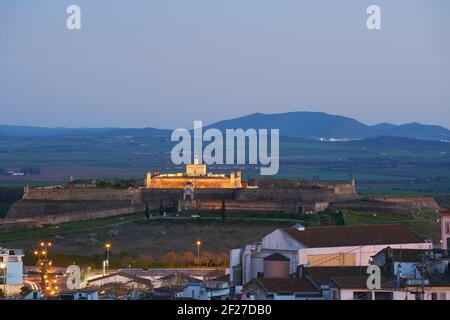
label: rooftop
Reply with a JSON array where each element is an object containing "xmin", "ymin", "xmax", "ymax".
[
  {"xmin": 281, "ymin": 224, "xmax": 423, "ymax": 248},
  {"xmin": 250, "ymin": 277, "xmax": 321, "ymax": 295},
  {"xmin": 304, "ymin": 266, "xmax": 394, "ymax": 289},
  {"xmin": 374, "ymin": 248, "xmax": 434, "ymax": 263},
  {"xmin": 0, "ymin": 248, "xmax": 24, "ymax": 256}
]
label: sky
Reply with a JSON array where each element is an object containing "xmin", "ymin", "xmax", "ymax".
[{"xmin": 0, "ymin": 0, "xmax": 449, "ymax": 129}]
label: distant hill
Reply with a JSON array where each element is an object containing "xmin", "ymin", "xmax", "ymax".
[
  {"xmin": 206, "ymin": 112, "xmax": 450, "ymax": 141},
  {"xmin": 0, "ymin": 125, "xmax": 170, "ymax": 138},
  {"xmin": 2, "ymin": 111, "xmax": 449, "ymax": 140},
  {"xmin": 206, "ymin": 112, "xmax": 377, "ymax": 138}
]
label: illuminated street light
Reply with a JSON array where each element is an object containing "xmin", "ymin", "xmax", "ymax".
[
  {"xmin": 103, "ymin": 243, "xmax": 112, "ymax": 276},
  {"xmin": 34, "ymin": 241, "xmax": 58, "ymax": 297},
  {"xmin": 196, "ymin": 240, "xmax": 201, "ymax": 269}
]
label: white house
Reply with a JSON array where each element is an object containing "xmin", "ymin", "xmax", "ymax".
[
  {"xmin": 0, "ymin": 247, "xmax": 25, "ymax": 296},
  {"xmin": 231, "ymin": 224, "xmax": 431, "ymax": 285},
  {"xmin": 179, "ymin": 274, "xmax": 232, "ymax": 300}
]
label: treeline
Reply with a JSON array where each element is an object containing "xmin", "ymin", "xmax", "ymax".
[{"xmin": 113, "ymin": 251, "xmax": 230, "ymax": 268}]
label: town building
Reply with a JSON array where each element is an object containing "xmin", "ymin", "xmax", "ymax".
[
  {"xmin": 243, "ymin": 277, "xmax": 323, "ymax": 300},
  {"xmin": 58, "ymin": 289, "xmax": 99, "ymax": 300},
  {"xmin": 0, "ymin": 247, "xmax": 24, "ymax": 296},
  {"xmin": 87, "ymin": 270, "xmax": 154, "ymax": 291},
  {"xmin": 145, "ymin": 159, "xmax": 242, "ymax": 189},
  {"xmin": 179, "ymin": 274, "xmax": 232, "ymax": 300},
  {"xmin": 242, "ymin": 247, "xmax": 450, "ymax": 300},
  {"xmin": 230, "ymin": 224, "xmax": 431, "ymax": 286}
]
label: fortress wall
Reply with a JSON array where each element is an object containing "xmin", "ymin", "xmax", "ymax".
[
  {"xmin": 235, "ymin": 188, "xmax": 355, "ymax": 202},
  {"xmin": 140, "ymin": 189, "xmax": 183, "ymax": 201},
  {"xmin": 7, "ymin": 199, "xmax": 137, "ymax": 218},
  {"xmin": 371, "ymin": 196, "xmax": 440, "ymax": 210},
  {"xmin": 5, "ymin": 204, "xmax": 144, "ymax": 226},
  {"xmin": 332, "ymin": 184, "xmax": 357, "ymax": 196},
  {"xmin": 182, "ymin": 199, "xmax": 329, "ymax": 214},
  {"xmin": 140, "ymin": 188, "xmax": 236, "ymax": 201},
  {"xmin": 23, "ymin": 188, "xmax": 138, "ymax": 201},
  {"xmin": 183, "ymin": 200, "xmax": 286, "ymax": 212}
]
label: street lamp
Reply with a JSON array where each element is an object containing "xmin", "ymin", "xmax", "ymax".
[
  {"xmin": 34, "ymin": 241, "xmax": 57, "ymax": 296},
  {"xmin": 103, "ymin": 243, "xmax": 112, "ymax": 276},
  {"xmin": 105, "ymin": 243, "xmax": 111, "ymax": 265},
  {"xmin": 195, "ymin": 240, "xmax": 201, "ymax": 269}
]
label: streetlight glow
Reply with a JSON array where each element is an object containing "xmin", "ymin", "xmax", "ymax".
[{"xmin": 195, "ymin": 240, "xmax": 202, "ymax": 269}]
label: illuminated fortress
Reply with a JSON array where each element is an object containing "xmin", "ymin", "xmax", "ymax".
[{"xmin": 145, "ymin": 159, "xmax": 242, "ymax": 189}]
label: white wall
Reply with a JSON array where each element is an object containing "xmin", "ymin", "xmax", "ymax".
[
  {"xmin": 261, "ymin": 229, "xmax": 304, "ymax": 251},
  {"xmin": 298, "ymin": 243, "xmax": 431, "ymax": 266}
]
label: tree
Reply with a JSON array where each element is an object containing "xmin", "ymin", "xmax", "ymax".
[
  {"xmin": 221, "ymin": 198, "xmax": 226, "ymax": 221},
  {"xmin": 180, "ymin": 251, "xmax": 195, "ymax": 267},
  {"xmin": 145, "ymin": 202, "xmax": 151, "ymax": 224},
  {"xmin": 202, "ymin": 251, "xmax": 216, "ymax": 267},
  {"xmin": 218, "ymin": 252, "xmax": 229, "ymax": 267},
  {"xmin": 137, "ymin": 253, "xmax": 155, "ymax": 268},
  {"xmin": 163, "ymin": 251, "xmax": 179, "ymax": 268},
  {"xmin": 120, "ymin": 256, "xmax": 133, "ymax": 268}
]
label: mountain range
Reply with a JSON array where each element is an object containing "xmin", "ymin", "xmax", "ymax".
[{"xmin": 1, "ymin": 112, "xmax": 450, "ymax": 141}]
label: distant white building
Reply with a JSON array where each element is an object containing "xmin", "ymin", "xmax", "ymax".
[
  {"xmin": 231, "ymin": 224, "xmax": 431, "ymax": 285},
  {"xmin": 0, "ymin": 247, "xmax": 25, "ymax": 296}
]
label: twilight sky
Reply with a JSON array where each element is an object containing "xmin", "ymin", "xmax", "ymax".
[{"xmin": 1, "ymin": 0, "xmax": 449, "ymax": 129}]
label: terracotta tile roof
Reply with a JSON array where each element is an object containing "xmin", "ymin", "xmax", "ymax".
[
  {"xmin": 87, "ymin": 271, "xmax": 153, "ymax": 287},
  {"xmin": 441, "ymin": 209, "xmax": 450, "ymax": 216},
  {"xmin": 330, "ymin": 275, "xmax": 395, "ymax": 289},
  {"xmin": 264, "ymin": 253, "xmax": 290, "ymax": 261},
  {"xmin": 305, "ymin": 266, "xmax": 369, "ymax": 285},
  {"xmin": 374, "ymin": 248, "xmax": 428, "ymax": 263},
  {"xmin": 159, "ymin": 272, "xmax": 199, "ymax": 283},
  {"xmin": 281, "ymin": 224, "xmax": 423, "ymax": 248},
  {"xmin": 305, "ymin": 266, "xmax": 394, "ymax": 289},
  {"xmin": 251, "ymin": 277, "xmax": 320, "ymax": 294},
  {"xmin": 208, "ymin": 274, "xmax": 230, "ymax": 282}
]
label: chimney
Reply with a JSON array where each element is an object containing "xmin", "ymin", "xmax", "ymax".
[{"xmin": 296, "ymin": 265, "xmax": 304, "ymax": 278}]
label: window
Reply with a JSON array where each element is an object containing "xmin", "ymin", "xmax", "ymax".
[
  {"xmin": 331, "ymin": 290, "xmax": 339, "ymax": 300},
  {"xmin": 375, "ymin": 292, "xmax": 393, "ymax": 300},
  {"xmin": 353, "ymin": 292, "xmax": 372, "ymax": 300},
  {"xmin": 431, "ymin": 292, "xmax": 438, "ymax": 300},
  {"xmin": 446, "ymin": 222, "xmax": 450, "ymax": 235},
  {"xmin": 439, "ymin": 293, "xmax": 446, "ymax": 300}
]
